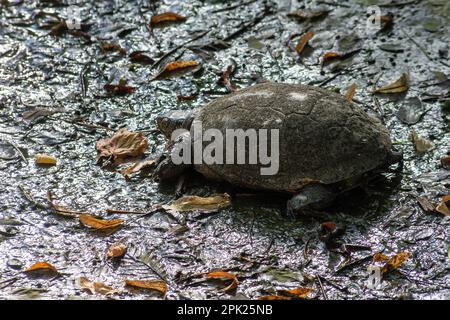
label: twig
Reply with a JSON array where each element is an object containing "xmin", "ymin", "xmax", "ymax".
[
  {"xmin": 150, "ymin": 30, "xmax": 210, "ymax": 71},
  {"xmin": 19, "ymin": 186, "xmax": 50, "ymax": 210},
  {"xmin": 0, "ymin": 133, "xmax": 27, "ymax": 163},
  {"xmin": 400, "ymin": 28, "xmax": 433, "ymax": 62},
  {"xmin": 316, "ymin": 275, "xmax": 328, "ymax": 300}
]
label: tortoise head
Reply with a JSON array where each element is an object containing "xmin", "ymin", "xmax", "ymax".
[{"xmin": 156, "ymin": 109, "xmax": 196, "ymax": 139}]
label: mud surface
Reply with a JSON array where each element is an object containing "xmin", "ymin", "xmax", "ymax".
[{"xmin": 0, "ymin": 0, "xmax": 449, "ymax": 299}]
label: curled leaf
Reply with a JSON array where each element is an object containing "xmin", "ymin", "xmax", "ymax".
[
  {"xmin": 125, "ymin": 279, "xmax": 168, "ymax": 296},
  {"xmin": 436, "ymin": 195, "xmax": 450, "ymax": 216},
  {"xmin": 163, "ymin": 194, "xmax": 231, "ymax": 213},
  {"xmin": 295, "ymin": 31, "xmax": 314, "ymax": 55},
  {"xmin": 79, "ymin": 277, "xmax": 118, "ymax": 296},
  {"xmin": 373, "ymin": 73, "xmax": 409, "ymax": 94},
  {"xmin": 150, "ymin": 12, "xmax": 186, "ymax": 28},
  {"xmin": 153, "ymin": 60, "xmax": 200, "ymax": 80},
  {"xmin": 410, "ymin": 130, "xmax": 434, "ymax": 154},
  {"xmin": 121, "ymin": 159, "xmax": 156, "ymax": 177},
  {"xmin": 106, "ymin": 242, "xmax": 127, "ymax": 259},
  {"xmin": 207, "ymin": 271, "xmax": 239, "ymax": 293},
  {"xmin": 25, "ymin": 262, "xmax": 59, "ymax": 275},
  {"xmin": 321, "ymin": 49, "xmax": 361, "ymax": 67},
  {"xmin": 218, "ymin": 64, "xmax": 237, "ymax": 92},
  {"xmin": 258, "ymin": 295, "xmax": 291, "ymax": 300},
  {"xmin": 35, "ymin": 153, "xmax": 57, "ymax": 165},
  {"xmin": 79, "ymin": 214, "xmax": 124, "ymax": 230},
  {"xmin": 96, "ymin": 128, "xmax": 148, "ymax": 165}
]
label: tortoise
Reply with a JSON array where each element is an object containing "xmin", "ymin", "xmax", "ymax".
[{"xmin": 154, "ymin": 82, "xmax": 402, "ymax": 214}]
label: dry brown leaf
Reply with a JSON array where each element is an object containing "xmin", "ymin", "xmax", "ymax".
[
  {"xmin": 79, "ymin": 214, "xmax": 124, "ymax": 230},
  {"xmin": 416, "ymin": 196, "xmax": 436, "ymax": 213},
  {"xmin": 153, "ymin": 60, "xmax": 200, "ymax": 80},
  {"xmin": 373, "ymin": 252, "xmax": 390, "ymax": 262},
  {"xmin": 24, "ymin": 262, "xmax": 59, "ymax": 275},
  {"xmin": 345, "ymin": 82, "xmax": 356, "ymax": 101},
  {"xmin": 121, "ymin": 159, "xmax": 156, "ymax": 177},
  {"xmin": 441, "ymin": 156, "xmax": 450, "ymax": 170},
  {"xmin": 410, "ymin": 130, "xmax": 434, "ymax": 154},
  {"xmin": 104, "ymin": 79, "xmax": 136, "ymax": 96},
  {"xmin": 218, "ymin": 64, "xmax": 237, "ymax": 92},
  {"xmin": 96, "ymin": 128, "xmax": 148, "ymax": 165},
  {"xmin": 106, "ymin": 242, "xmax": 127, "ymax": 259},
  {"xmin": 373, "ymin": 73, "xmax": 409, "ymax": 94},
  {"xmin": 101, "ymin": 42, "xmax": 126, "ymax": 54},
  {"xmin": 436, "ymin": 195, "xmax": 450, "ymax": 216},
  {"xmin": 35, "ymin": 154, "xmax": 57, "ymax": 165},
  {"xmin": 381, "ymin": 252, "xmax": 411, "ymax": 274},
  {"xmin": 163, "ymin": 193, "xmax": 231, "ymax": 213},
  {"xmin": 321, "ymin": 49, "xmax": 361, "ymax": 67},
  {"xmin": 125, "ymin": 279, "xmax": 168, "ymax": 296},
  {"xmin": 150, "ymin": 12, "xmax": 186, "ymax": 27},
  {"xmin": 258, "ymin": 295, "xmax": 291, "ymax": 300},
  {"xmin": 79, "ymin": 277, "xmax": 118, "ymax": 296},
  {"xmin": 287, "ymin": 10, "xmax": 329, "ymax": 21},
  {"xmin": 207, "ymin": 271, "xmax": 239, "ymax": 293},
  {"xmin": 279, "ymin": 287, "xmax": 312, "ymax": 298},
  {"xmin": 295, "ymin": 31, "xmax": 314, "ymax": 55},
  {"xmin": 23, "ymin": 108, "xmax": 67, "ymax": 122}
]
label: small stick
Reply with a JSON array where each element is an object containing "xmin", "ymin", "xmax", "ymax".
[
  {"xmin": 316, "ymin": 275, "xmax": 328, "ymax": 300},
  {"xmin": 150, "ymin": 30, "xmax": 210, "ymax": 71},
  {"xmin": 0, "ymin": 134, "xmax": 27, "ymax": 163}
]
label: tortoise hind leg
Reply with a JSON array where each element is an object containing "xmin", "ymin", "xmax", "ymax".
[{"xmin": 287, "ymin": 184, "xmax": 336, "ymax": 216}]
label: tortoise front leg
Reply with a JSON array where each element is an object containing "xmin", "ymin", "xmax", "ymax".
[{"xmin": 287, "ymin": 184, "xmax": 336, "ymax": 216}]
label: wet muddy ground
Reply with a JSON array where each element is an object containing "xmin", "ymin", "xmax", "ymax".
[{"xmin": 0, "ymin": 0, "xmax": 449, "ymax": 300}]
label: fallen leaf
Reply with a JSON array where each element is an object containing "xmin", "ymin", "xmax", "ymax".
[
  {"xmin": 101, "ymin": 42, "xmax": 126, "ymax": 54},
  {"xmin": 150, "ymin": 12, "xmax": 186, "ymax": 28},
  {"xmin": 207, "ymin": 271, "xmax": 239, "ymax": 293},
  {"xmin": 436, "ymin": 195, "xmax": 450, "ymax": 216},
  {"xmin": 153, "ymin": 60, "xmax": 200, "ymax": 80},
  {"xmin": 79, "ymin": 214, "xmax": 124, "ymax": 230},
  {"xmin": 163, "ymin": 194, "xmax": 231, "ymax": 213},
  {"xmin": 35, "ymin": 153, "xmax": 57, "ymax": 165},
  {"xmin": 378, "ymin": 15, "xmax": 394, "ymax": 33},
  {"xmin": 104, "ymin": 78, "xmax": 136, "ymax": 96},
  {"xmin": 321, "ymin": 49, "xmax": 361, "ymax": 67},
  {"xmin": 125, "ymin": 279, "xmax": 167, "ymax": 296},
  {"xmin": 79, "ymin": 277, "xmax": 118, "ymax": 296},
  {"xmin": 24, "ymin": 262, "xmax": 58, "ymax": 275},
  {"xmin": 295, "ymin": 31, "xmax": 314, "ymax": 55},
  {"xmin": 23, "ymin": 108, "xmax": 67, "ymax": 122},
  {"xmin": 381, "ymin": 252, "xmax": 411, "ymax": 274},
  {"xmin": 129, "ymin": 51, "xmax": 154, "ymax": 64},
  {"xmin": 345, "ymin": 82, "xmax": 356, "ymax": 101},
  {"xmin": 258, "ymin": 295, "xmax": 291, "ymax": 300},
  {"xmin": 441, "ymin": 156, "xmax": 450, "ymax": 170},
  {"xmin": 373, "ymin": 252, "xmax": 390, "ymax": 262},
  {"xmin": 106, "ymin": 243, "xmax": 127, "ymax": 259},
  {"xmin": 287, "ymin": 10, "xmax": 329, "ymax": 22},
  {"xmin": 416, "ymin": 196, "xmax": 436, "ymax": 213},
  {"xmin": 96, "ymin": 128, "xmax": 148, "ymax": 165},
  {"xmin": 218, "ymin": 64, "xmax": 237, "ymax": 92},
  {"xmin": 278, "ymin": 287, "xmax": 312, "ymax": 298},
  {"xmin": 121, "ymin": 159, "xmax": 156, "ymax": 177},
  {"xmin": 410, "ymin": 130, "xmax": 434, "ymax": 154},
  {"xmin": 373, "ymin": 73, "xmax": 409, "ymax": 94}
]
